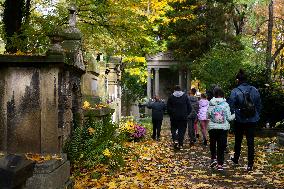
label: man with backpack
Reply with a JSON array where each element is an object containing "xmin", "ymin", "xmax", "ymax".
[
  {"xmin": 187, "ymin": 88, "xmax": 199, "ymax": 145},
  {"xmin": 228, "ymin": 69, "xmax": 262, "ymax": 171}
]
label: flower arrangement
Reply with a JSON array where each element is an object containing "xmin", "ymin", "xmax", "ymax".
[
  {"xmin": 119, "ymin": 118, "xmax": 146, "ymax": 141},
  {"xmin": 82, "ymin": 100, "xmax": 108, "ymax": 110},
  {"xmin": 131, "ymin": 125, "xmax": 146, "ymax": 139},
  {"xmin": 119, "ymin": 120, "xmax": 136, "ymax": 133}
]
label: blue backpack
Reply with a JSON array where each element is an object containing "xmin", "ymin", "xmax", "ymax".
[{"xmin": 210, "ymin": 102, "xmax": 226, "ymax": 124}]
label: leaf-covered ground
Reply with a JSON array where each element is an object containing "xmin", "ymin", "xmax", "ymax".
[{"xmin": 74, "ymin": 117, "xmax": 284, "ymax": 189}]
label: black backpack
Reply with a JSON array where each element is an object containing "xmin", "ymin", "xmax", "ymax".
[{"xmin": 237, "ymin": 87, "xmax": 256, "ymax": 118}]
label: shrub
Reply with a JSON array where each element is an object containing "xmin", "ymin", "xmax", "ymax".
[
  {"xmin": 64, "ymin": 115, "xmax": 127, "ymax": 170},
  {"xmin": 275, "ymin": 120, "xmax": 284, "ymax": 129}
]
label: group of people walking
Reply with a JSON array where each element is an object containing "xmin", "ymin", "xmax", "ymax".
[{"xmin": 147, "ymin": 69, "xmax": 262, "ymax": 171}]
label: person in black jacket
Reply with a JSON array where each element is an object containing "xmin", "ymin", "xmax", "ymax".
[
  {"xmin": 167, "ymin": 85, "xmax": 192, "ymax": 149},
  {"xmin": 147, "ymin": 96, "xmax": 166, "ymax": 141}
]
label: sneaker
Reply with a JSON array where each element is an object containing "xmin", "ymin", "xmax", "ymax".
[
  {"xmin": 203, "ymin": 139, "xmax": 207, "ymax": 146},
  {"xmin": 173, "ymin": 141, "xmax": 179, "ymax": 149},
  {"xmin": 246, "ymin": 166, "xmax": 253, "ymax": 171},
  {"xmin": 230, "ymin": 157, "xmax": 238, "ymax": 165},
  {"xmin": 210, "ymin": 159, "xmax": 217, "ymax": 168},
  {"xmin": 217, "ymin": 164, "xmax": 224, "ymax": 171}
]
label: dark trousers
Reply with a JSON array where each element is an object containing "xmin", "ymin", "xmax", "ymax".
[
  {"xmin": 170, "ymin": 119, "xmax": 187, "ymax": 146},
  {"xmin": 152, "ymin": 119, "xmax": 162, "ymax": 139},
  {"xmin": 233, "ymin": 122, "xmax": 256, "ymax": 167},
  {"xmin": 187, "ymin": 118, "xmax": 196, "ymax": 142},
  {"xmin": 209, "ymin": 129, "xmax": 228, "ymax": 165}
]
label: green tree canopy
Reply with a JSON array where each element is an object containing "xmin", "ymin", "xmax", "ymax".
[{"xmin": 164, "ymin": 0, "xmax": 240, "ymax": 63}]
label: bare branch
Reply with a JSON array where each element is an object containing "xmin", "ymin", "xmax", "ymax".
[{"xmin": 270, "ymin": 43, "xmax": 284, "ymax": 64}]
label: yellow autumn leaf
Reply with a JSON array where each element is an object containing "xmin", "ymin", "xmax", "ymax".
[
  {"xmin": 273, "ymin": 180, "xmax": 283, "ymax": 184},
  {"xmin": 108, "ymin": 181, "xmax": 116, "ymax": 189},
  {"xmin": 224, "ymin": 179, "xmax": 233, "ymax": 183}
]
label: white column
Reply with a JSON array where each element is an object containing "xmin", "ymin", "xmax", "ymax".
[
  {"xmin": 154, "ymin": 68, "xmax": 159, "ymax": 96},
  {"xmin": 179, "ymin": 70, "xmax": 182, "ymax": 87},
  {"xmin": 147, "ymin": 68, "xmax": 152, "ymax": 99}
]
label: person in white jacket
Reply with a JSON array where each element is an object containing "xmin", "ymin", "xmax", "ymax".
[{"xmin": 207, "ymin": 87, "xmax": 235, "ymax": 171}]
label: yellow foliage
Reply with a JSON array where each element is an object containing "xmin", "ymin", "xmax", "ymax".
[
  {"xmin": 88, "ymin": 127, "xmax": 95, "ymax": 135},
  {"xmin": 123, "ymin": 56, "xmax": 146, "ymax": 63},
  {"xmin": 119, "ymin": 120, "xmax": 136, "ymax": 133},
  {"xmin": 103, "ymin": 148, "xmax": 112, "ymax": 158},
  {"xmin": 83, "ymin": 101, "xmax": 91, "ymax": 109}
]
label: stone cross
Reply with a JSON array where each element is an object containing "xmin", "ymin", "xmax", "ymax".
[{"xmin": 68, "ymin": 5, "xmax": 77, "ymax": 27}]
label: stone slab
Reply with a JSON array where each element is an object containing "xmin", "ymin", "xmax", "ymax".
[
  {"xmin": 254, "ymin": 128, "xmax": 284, "ymax": 138},
  {"xmin": 32, "ymin": 154, "xmax": 67, "ymax": 174},
  {"xmin": 0, "ymin": 154, "xmax": 35, "ymax": 189},
  {"xmin": 25, "ymin": 154, "xmax": 71, "ymax": 189}
]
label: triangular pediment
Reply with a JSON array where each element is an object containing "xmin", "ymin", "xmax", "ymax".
[{"xmin": 146, "ymin": 51, "xmax": 175, "ymax": 61}]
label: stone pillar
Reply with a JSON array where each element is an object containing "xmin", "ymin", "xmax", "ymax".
[
  {"xmin": 61, "ymin": 5, "xmax": 85, "ymax": 141},
  {"xmin": 187, "ymin": 70, "xmax": 191, "ymax": 91},
  {"xmin": 154, "ymin": 68, "xmax": 159, "ymax": 96},
  {"xmin": 179, "ymin": 70, "xmax": 182, "ymax": 87},
  {"xmin": 147, "ymin": 68, "xmax": 152, "ymax": 98}
]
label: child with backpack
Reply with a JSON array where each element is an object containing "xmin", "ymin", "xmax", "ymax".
[
  {"xmin": 197, "ymin": 93, "xmax": 209, "ymax": 145},
  {"xmin": 207, "ymin": 87, "xmax": 235, "ymax": 171}
]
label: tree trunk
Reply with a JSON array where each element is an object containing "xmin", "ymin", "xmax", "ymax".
[
  {"xmin": 266, "ymin": 0, "xmax": 274, "ymax": 76},
  {"xmin": 3, "ymin": 0, "xmax": 30, "ymax": 53},
  {"xmin": 3, "ymin": 0, "xmax": 24, "ymax": 53},
  {"xmin": 233, "ymin": 6, "xmax": 246, "ymax": 35}
]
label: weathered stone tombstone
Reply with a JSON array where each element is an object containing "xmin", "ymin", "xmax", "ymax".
[
  {"xmin": 0, "ymin": 5, "xmax": 85, "ymax": 189},
  {"xmin": 278, "ymin": 132, "xmax": 284, "ymax": 146}
]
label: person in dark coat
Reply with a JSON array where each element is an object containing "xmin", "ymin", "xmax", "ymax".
[
  {"xmin": 167, "ymin": 85, "xmax": 192, "ymax": 149},
  {"xmin": 228, "ymin": 69, "xmax": 262, "ymax": 171},
  {"xmin": 187, "ymin": 88, "xmax": 199, "ymax": 145},
  {"xmin": 147, "ymin": 95, "xmax": 166, "ymax": 141}
]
